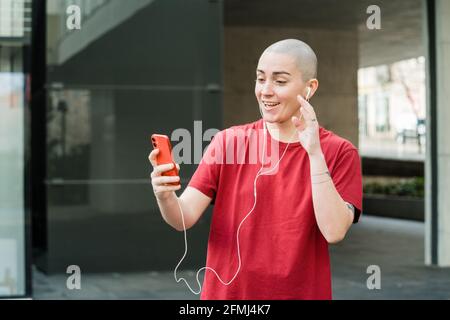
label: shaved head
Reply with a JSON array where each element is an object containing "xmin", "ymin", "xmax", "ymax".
[{"xmin": 262, "ymin": 39, "xmax": 317, "ymax": 81}]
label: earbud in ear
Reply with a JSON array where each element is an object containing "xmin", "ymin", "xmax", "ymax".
[{"xmin": 306, "ymin": 87, "xmax": 312, "ymax": 100}]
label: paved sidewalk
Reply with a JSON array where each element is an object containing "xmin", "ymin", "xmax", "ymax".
[
  {"xmin": 33, "ymin": 216, "xmax": 450, "ymax": 300},
  {"xmin": 330, "ymin": 216, "xmax": 450, "ymax": 299}
]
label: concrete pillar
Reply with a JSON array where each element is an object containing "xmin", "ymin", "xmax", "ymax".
[
  {"xmin": 224, "ymin": 26, "xmax": 359, "ymax": 147},
  {"xmin": 425, "ymin": 0, "xmax": 450, "ymax": 266}
]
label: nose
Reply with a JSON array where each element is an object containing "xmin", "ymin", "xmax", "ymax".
[{"xmin": 261, "ymin": 81, "xmax": 274, "ymax": 96}]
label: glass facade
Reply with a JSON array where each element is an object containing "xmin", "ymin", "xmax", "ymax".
[
  {"xmin": 0, "ymin": 48, "xmax": 27, "ymax": 297},
  {"xmin": 38, "ymin": 0, "xmax": 223, "ymax": 273},
  {"xmin": 0, "ymin": 0, "xmax": 31, "ymax": 299}
]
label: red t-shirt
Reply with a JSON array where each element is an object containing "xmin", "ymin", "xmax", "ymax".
[{"xmin": 188, "ymin": 119, "xmax": 362, "ymax": 300}]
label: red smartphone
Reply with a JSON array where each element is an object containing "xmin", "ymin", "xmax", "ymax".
[{"xmin": 151, "ymin": 134, "xmax": 180, "ymax": 186}]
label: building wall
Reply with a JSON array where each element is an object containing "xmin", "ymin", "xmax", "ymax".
[{"xmin": 223, "ymin": 26, "xmax": 359, "ymax": 147}]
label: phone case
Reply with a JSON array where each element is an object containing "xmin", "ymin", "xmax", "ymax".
[{"xmin": 151, "ymin": 134, "xmax": 180, "ymax": 186}]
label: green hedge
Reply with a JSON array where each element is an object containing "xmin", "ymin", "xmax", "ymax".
[{"xmin": 363, "ymin": 177, "xmax": 424, "ymax": 198}]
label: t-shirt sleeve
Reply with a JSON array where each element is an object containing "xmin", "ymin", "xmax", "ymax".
[
  {"xmin": 331, "ymin": 148, "xmax": 363, "ymax": 223},
  {"xmin": 187, "ymin": 131, "xmax": 224, "ymax": 203}
]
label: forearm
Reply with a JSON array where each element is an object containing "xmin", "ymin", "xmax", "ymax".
[
  {"xmin": 309, "ymin": 151, "xmax": 353, "ymax": 243},
  {"xmin": 156, "ymin": 192, "xmax": 194, "ymax": 231}
]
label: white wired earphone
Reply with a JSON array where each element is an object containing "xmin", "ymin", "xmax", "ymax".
[{"xmin": 174, "ymin": 87, "xmax": 312, "ymax": 295}]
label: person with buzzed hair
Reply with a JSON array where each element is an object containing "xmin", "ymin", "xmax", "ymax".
[
  {"xmin": 264, "ymin": 38, "xmax": 318, "ymax": 81},
  {"xmin": 149, "ymin": 39, "xmax": 362, "ymax": 300}
]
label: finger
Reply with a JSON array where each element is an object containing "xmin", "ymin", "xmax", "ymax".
[
  {"xmin": 303, "ymin": 101, "xmax": 317, "ymax": 118},
  {"xmin": 297, "ymin": 95, "xmax": 316, "ymax": 115},
  {"xmin": 292, "ymin": 116, "xmax": 301, "ymax": 128},
  {"xmin": 154, "ymin": 184, "xmax": 181, "ymax": 194},
  {"xmin": 299, "ymin": 108, "xmax": 318, "ymax": 127},
  {"xmin": 297, "ymin": 94, "xmax": 309, "ymax": 107},
  {"xmin": 301, "ymin": 105, "xmax": 318, "ymax": 123},
  {"xmin": 175, "ymin": 163, "xmax": 180, "ymax": 171},
  {"xmin": 154, "ymin": 163, "xmax": 175, "ymax": 175},
  {"xmin": 300, "ymin": 107, "xmax": 312, "ymax": 121},
  {"xmin": 148, "ymin": 148, "xmax": 159, "ymax": 167},
  {"xmin": 152, "ymin": 175, "xmax": 180, "ymax": 185},
  {"xmin": 292, "ymin": 116, "xmax": 306, "ymax": 131},
  {"xmin": 304, "ymin": 105, "xmax": 317, "ymax": 120}
]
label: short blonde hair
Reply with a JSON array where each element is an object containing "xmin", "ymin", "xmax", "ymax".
[{"xmin": 263, "ymin": 39, "xmax": 318, "ymax": 81}]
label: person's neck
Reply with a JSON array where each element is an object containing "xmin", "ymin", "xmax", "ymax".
[{"xmin": 265, "ymin": 112, "xmax": 304, "ymax": 143}]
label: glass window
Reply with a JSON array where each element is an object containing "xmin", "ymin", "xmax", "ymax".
[
  {"xmin": 39, "ymin": 0, "xmax": 222, "ymax": 273},
  {"xmin": 0, "ymin": 61, "xmax": 26, "ymax": 297}
]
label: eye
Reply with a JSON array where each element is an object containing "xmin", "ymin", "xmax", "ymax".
[
  {"xmin": 255, "ymin": 78, "xmax": 265, "ymax": 83},
  {"xmin": 275, "ymin": 80, "xmax": 287, "ymax": 85}
]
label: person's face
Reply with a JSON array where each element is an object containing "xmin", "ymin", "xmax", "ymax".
[{"xmin": 255, "ymin": 52, "xmax": 309, "ymax": 124}]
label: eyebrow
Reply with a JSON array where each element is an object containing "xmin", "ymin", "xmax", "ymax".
[{"xmin": 256, "ymin": 69, "xmax": 291, "ymax": 76}]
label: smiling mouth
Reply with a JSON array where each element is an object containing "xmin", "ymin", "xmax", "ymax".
[{"xmin": 263, "ymin": 102, "xmax": 280, "ymax": 110}]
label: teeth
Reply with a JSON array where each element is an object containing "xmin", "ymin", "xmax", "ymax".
[{"xmin": 264, "ymin": 102, "xmax": 279, "ymax": 107}]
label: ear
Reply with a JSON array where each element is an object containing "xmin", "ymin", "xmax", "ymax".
[{"xmin": 306, "ymin": 79, "xmax": 319, "ymax": 100}]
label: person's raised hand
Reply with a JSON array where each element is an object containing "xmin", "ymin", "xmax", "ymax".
[{"xmin": 291, "ymin": 95, "xmax": 322, "ymax": 156}]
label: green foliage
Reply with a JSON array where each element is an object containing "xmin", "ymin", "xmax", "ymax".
[{"xmin": 363, "ymin": 177, "xmax": 424, "ymax": 198}]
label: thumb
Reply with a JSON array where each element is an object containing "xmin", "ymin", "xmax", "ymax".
[
  {"xmin": 292, "ymin": 116, "xmax": 301, "ymax": 128},
  {"xmin": 149, "ymin": 148, "xmax": 159, "ymax": 167}
]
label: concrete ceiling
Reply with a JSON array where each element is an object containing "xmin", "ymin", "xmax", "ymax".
[{"xmin": 225, "ymin": 0, "xmax": 425, "ymax": 67}]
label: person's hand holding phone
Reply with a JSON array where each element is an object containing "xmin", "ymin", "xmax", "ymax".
[{"xmin": 148, "ymin": 135, "xmax": 181, "ymax": 201}]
